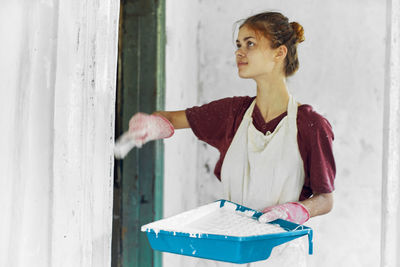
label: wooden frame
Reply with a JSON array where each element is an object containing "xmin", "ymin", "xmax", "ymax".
[{"xmin": 112, "ymin": 0, "xmax": 165, "ymax": 266}]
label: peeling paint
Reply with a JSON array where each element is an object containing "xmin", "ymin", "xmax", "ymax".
[{"xmin": 0, "ymin": 1, "xmax": 119, "ymax": 267}]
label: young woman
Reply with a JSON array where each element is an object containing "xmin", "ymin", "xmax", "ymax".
[{"xmin": 126, "ymin": 11, "xmax": 335, "ymax": 266}]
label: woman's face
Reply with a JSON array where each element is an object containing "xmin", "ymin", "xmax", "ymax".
[{"xmin": 235, "ymin": 26, "xmax": 285, "ymax": 79}]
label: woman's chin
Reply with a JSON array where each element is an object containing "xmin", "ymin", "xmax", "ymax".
[{"xmin": 237, "ymin": 71, "xmax": 253, "ymax": 79}]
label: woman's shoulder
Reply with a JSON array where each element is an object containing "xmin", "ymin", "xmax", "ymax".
[
  {"xmin": 297, "ymin": 104, "xmax": 334, "ymax": 137},
  {"xmin": 231, "ymin": 95, "xmax": 256, "ymax": 109},
  {"xmin": 193, "ymin": 95, "xmax": 255, "ymax": 106},
  {"xmin": 215, "ymin": 95, "xmax": 255, "ymax": 105},
  {"xmin": 186, "ymin": 95, "xmax": 256, "ymax": 124},
  {"xmin": 200, "ymin": 95, "xmax": 255, "ymax": 114}
]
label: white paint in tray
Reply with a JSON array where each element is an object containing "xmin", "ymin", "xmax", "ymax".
[{"xmin": 141, "ymin": 202, "xmax": 286, "ymax": 237}]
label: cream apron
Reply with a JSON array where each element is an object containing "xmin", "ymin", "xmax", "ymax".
[{"xmin": 216, "ymin": 94, "xmax": 308, "ymax": 267}]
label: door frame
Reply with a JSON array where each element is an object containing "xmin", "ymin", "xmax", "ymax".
[{"xmin": 112, "ymin": 0, "xmax": 165, "ymax": 266}]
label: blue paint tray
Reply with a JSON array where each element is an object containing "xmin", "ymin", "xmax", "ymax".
[{"xmin": 141, "ymin": 200, "xmax": 313, "ymax": 264}]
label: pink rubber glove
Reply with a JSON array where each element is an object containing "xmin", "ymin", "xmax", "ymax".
[
  {"xmin": 128, "ymin": 112, "xmax": 174, "ymax": 147},
  {"xmin": 258, "ymin": 202, "xmax": 310, "ymax": 225},
  {"xmin": 114, "ymin": 113, "xmax": 174, "ymax": 159}
]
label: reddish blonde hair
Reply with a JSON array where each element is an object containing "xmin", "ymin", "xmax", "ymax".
[{"xmin": 240, "ymin": 12, "xmax": 305, "ymax": 77}]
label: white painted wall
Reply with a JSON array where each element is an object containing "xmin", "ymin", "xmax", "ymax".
[
  {"xmin": 0, "ymin": 2, "xmax": 57, "ymax": 266},
  {"xmin": 163, "ymin": 0, "xmax": 200, "ymax": 266},
  {"xmin": 165, "ymin": 0, "xmax": 386, "ymax": 266},
  {"xmin": 0, "ymin": 1, "xmax": 119, "ymax": 267}
]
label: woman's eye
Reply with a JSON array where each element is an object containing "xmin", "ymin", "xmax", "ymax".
[{"xmin": 235, "ymin": 41, "xmax": 254, "ymax": 50}]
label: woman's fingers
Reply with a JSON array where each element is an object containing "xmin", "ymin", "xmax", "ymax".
[
  {"xmin": 258, "ymin": 209, "xmax": 286, "ymax": 223},
  {"xmin": 259, "ymin": 202, "xmax": 310, "ymax": 224}
]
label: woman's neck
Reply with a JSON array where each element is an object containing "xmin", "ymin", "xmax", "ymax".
[{"xmin": 255, "ymin": 76, "xmax": 289, "ymax": 123}]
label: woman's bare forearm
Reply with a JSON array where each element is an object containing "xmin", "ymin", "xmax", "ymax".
[
  {"xmin": 152, "ymin": 110, "xmax": 190, "ymax": 129},
  {"xmin": 300, "ymin": 192, "xmax": 333, "ymax": 218}
]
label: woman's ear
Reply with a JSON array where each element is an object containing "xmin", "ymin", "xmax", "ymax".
[{"xmin": 275, "ymin": 45, "xmax": 287, "ymax": 60}]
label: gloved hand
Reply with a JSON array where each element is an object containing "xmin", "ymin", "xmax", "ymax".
[
  {"xmin": 258, "ymin": 202, "xmax": 310, "ymax": 225},
  {"xmin": 114, "ymin": 113, "xmax": 174, "ymax": 159},
  {"xmin": 128, "ymin": 112, "xmax": 174, "ymax": 146}
]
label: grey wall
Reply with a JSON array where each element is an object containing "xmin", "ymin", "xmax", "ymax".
[{"xmin": 165, "ymin": 0, "xmax": 385, "ymax": 266}]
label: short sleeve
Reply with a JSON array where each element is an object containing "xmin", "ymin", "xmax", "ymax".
[
  {"xmin": 298, "ymin": 108, "xmax": 336, "ymax": 198},
  {"xmin": 185, "ymin": 97, "xmax": 248, "ymax": 150}
]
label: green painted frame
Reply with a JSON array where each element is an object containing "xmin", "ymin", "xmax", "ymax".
[{"xmin": 112, "ymin": 0, "xmax": 165, "ymax": 266}]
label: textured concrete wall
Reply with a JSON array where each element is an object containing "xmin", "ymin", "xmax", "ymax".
[
  {"xmin": 0, "ymin": 1, "xmax": 119, "ymax": 266},
  {"xmin": 165, "ymin": 0, "xmax": 385, "ymax": 266}
]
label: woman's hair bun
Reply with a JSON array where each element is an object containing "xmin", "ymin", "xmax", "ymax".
[{"xmin": 290, "ymin": 22, "xmax": 305, "ymax": 44}]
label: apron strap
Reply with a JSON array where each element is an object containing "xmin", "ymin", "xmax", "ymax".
[{"xmin": 287, "ymin": 94, "xmax": 298, "ymax": 133}]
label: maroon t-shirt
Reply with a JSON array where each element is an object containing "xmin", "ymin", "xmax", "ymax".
[{"xmin": 185, "ymin": 96, "xmax": 336, "ymax": 201}]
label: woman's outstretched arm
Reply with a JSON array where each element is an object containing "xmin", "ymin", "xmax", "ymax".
[{"xmin": 153, "ymin": 110, "xmax": 190, "ymax": 129}]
